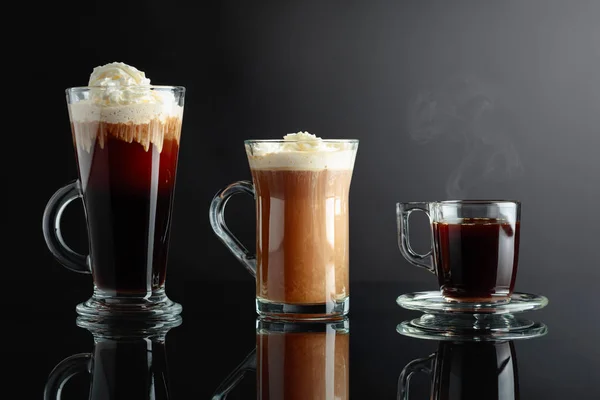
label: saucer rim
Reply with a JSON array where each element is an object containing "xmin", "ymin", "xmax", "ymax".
[{"xmin": 396, "ymin": 291, "xmax": 549, "ymax": 315}]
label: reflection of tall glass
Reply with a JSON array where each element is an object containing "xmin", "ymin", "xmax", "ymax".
[
  {"xmin": 44, "ymin": 317, "xmax": 181, "ymax": 400},
  {"xmin": 42, "ymin": 62, "xmax": 184, "ymax": 318},
  {"xmin": 257, "ymin": 319, "xmax": 349, "ymax": 400},
  {"xmin": 211, "ymin": 318, "xmax": 350, "ymax": 400},
  {"xmin": 210, "ymin": 133, "xmax": 358, "ymax": 319}
]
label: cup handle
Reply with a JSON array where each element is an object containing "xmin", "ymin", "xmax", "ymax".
[
  {"xmin": 211, "ymin": 348, "xmax": 257, "ymax": 400},
  {"xmin": 42, "ymin": 180, "xmax": 90, "ymax": 274},
  {"xmin": 209, "ymin": 181, "xmax": 257, "ymax": 277},
  {"xmin": 44, "ymin": 353, "xmax": 92, "ymax": 400},
  {"xmin": 396, "ymin": 202, "xmax": 435, "ymax": 274},
  {"xmin": 397, "ymin": 353, "xmax": 435, "ymax": 400}
]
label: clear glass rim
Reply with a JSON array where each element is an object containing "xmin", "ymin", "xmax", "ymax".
[
  {"xmin": 397, "ymin": 200, "xmax": 520, "ymax": 205},
  {"xmin": 438, "ymin": 200, "xmax": 520, "ymax": 205},
  {"xmin": 244, "ymin": 139, "xmax": 359, "ymax": 144},
  {"xmin": 66, "ymin": 85, "xmax": 185, "ymax": 93}
]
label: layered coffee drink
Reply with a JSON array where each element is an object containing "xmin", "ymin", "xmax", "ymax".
[
  {"xmin": 246, "ymin": 133, "xmax": 357, "ymax": 308},
  {"xmin": 68, "ymin": 62, "xmax": 183, "ymax": 296}
]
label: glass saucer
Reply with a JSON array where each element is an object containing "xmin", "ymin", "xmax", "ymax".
[
  {"xmin": 396, "ymin": 291, "xmax": 548, "ymax": 315},
  {"xmin": 397, "ymin": 318, "xmax": 548, "ymax": 342}
]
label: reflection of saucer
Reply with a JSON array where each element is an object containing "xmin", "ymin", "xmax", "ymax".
[
  {"xmin": 397, "ymin": 319, "xmax": 548, "ymax": 342},
  {"xmin": 396, "ymin": 291, "xmax": 548, "ymax": 315}
]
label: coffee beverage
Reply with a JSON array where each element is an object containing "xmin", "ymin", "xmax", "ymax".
[
  {"xmin": 68, "ymin": 63, "xmax": 183, "ymax": 297},
  {"xmin": 43, "ymin": 62, "xmax": 184, "ymax": 317},
  {"xmin": 433, "ymin": 218, "xmax": 520, "ymax": 302},
  {"xmin": 397, "ymin": 201, "xmax": 521, "ymax": 303},
  {"xmin": 246, "ymin": 134, "xmax": 357, "ymax": 307},
  {"xmin": 257, "ymin": 321, "xmax": 349, "ymax": 400},
  {"xmin": 210, "ymin": 133, "xmax": 358, "ymax": 318},
  {"xmin": 71, "ymin": 117, "xmax": 182, "ymax": 296}
]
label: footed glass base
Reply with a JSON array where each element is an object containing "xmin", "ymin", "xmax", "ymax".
[
  {"xmin": 75, "ymin": 288, "xmax": 182, "ymax": 321},
  {"xmin": 256, "ymin": 297, "xmax": 349, "ymax": 321},
  {"xmin": 76, "ymin": 314, "xmax": 183, "ymax": 336}
]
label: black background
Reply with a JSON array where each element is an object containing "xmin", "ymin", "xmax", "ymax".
[{"xmin": 4, "ymin": 0, "xmax": 600, "ymax": 398}]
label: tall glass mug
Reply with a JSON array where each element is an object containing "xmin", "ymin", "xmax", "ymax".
[
  {"xmin": 210, "ymin": 137, "xmax": 359, "ymax": 319},
  {"xmin": 397, "ymin": 200, "xmax": 521, "ymax": 303},
  {"xmin": 42, "ymin": 85, "xmax": 185, "ymax": 318}
]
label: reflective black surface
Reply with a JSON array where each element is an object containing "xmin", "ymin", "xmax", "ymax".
[{"xmin": 6, "ymin": 261, "xmax": 598, "ymax": 399}]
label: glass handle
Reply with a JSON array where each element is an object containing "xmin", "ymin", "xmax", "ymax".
[
  {"xmin": 397, "ymin": 353, "xmax": 435, "ymax": 400},
  {"xmin": 396, "ymin": 202, "xmax": 434, "ymax": 274},
  {"xmin": 209, "ymin": 181, "xmax": 257, "ymax": 277},
  {"xmin": 44, "ymin": 353, "xmax": 92, "ymax": 400},
  {"xmin": 42, "ymin": 180, "xmax": 90, "ymax": 274},
  {"xmin": 211, "ymin": 348, "xmax": 257, "ymax": 400}
]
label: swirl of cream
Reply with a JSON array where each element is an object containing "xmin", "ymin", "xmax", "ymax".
[{"xmin": 88, "ymin": 62, "xmax": 164, "ymax": 105}]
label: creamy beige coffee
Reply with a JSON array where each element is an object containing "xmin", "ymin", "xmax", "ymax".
[{"xmin": 246, "ymin": 133, "xmax": 357, "ymax": 305}]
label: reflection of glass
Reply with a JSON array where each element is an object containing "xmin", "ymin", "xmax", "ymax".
[
  {"xmin": 44, "ymin": 317, "xmax": 181, "ymax": 400},
  {"xmin": 398, "ymin": 340, "xmax": 519, "ymax": 400},
  {"xmin": 212, "ymin": 318, "xmax": 350, "ymax": 399}
]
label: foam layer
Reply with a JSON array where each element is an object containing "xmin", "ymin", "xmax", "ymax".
[
  {"xmin": 246, "ymin": 132, "xmax": 357, "ymax": 170},
  {"xmin": 69, "ymin": 101, "xmax": 183, "ymax": 125}
]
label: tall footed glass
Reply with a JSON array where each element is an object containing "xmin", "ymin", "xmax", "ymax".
[
  {"xmin": 42, "ymin": 86, "xmax": 184, "ymax": 319},
  {"xmin": 210, "ymin": 138, "xmax": 358, "ymax": 320}
]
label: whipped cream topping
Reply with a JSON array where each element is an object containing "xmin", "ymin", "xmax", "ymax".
[
  {"xmin": 69, "ymin": 62, "xmax": 182, "ymax": 124},
  {"xmin": 89, "ymin": 62, "xmax": 150, "ymax": 87},
  {"xmin": 246, "ymin": 132, "xmax": 357, "ymax": 170}
]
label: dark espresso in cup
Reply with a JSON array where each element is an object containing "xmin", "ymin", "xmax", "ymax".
[
  {"xmin": 72, "ymin": 116, "xmax": 182, "ymax": 296},
  {"xmin": 433, "ymin": 218, "xmax": 520, "ymax": 302}
]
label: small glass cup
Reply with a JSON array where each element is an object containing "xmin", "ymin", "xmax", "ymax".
[{"xmin": 397, "ymin": 200, "xmax": 521, "ymax": 303}]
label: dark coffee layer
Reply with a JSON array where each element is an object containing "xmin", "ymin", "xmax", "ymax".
[{"xmin": 72, "ymin": 120, "xmax": 181, "ymax": 296}]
